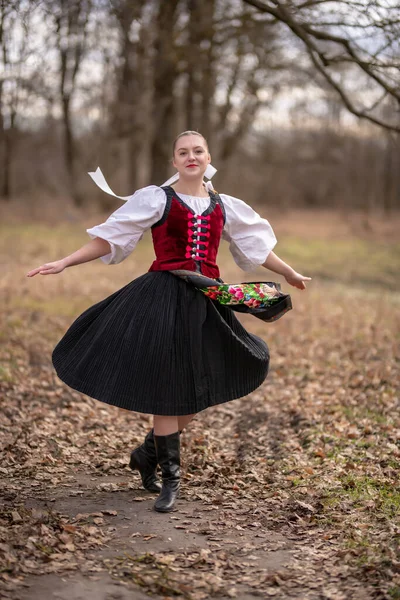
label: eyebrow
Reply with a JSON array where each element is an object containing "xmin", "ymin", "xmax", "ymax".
[{"xmin": 177, "ymin": 146, "xmax": 205, "ymax": 151}]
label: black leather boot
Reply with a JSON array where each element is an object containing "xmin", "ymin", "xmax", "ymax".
[
  {"xmin": 129, "ymin": 429, "xmax": 162, "ymax": 493},
  {"xmin": 153, "ymin": 431, "xmax": 180, "ymax": 513}
]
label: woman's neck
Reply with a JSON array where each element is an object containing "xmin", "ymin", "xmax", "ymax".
[{"xmin": 171, "ymin": 178, "xmax": 208, "ymax": 197}]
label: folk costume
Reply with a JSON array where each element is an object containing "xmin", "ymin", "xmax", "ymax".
[
  {"xmin": 51, "ymin": 166, "xmax": 292, "ymax": 510},
  {"xmin": 52, "ymin": 168, "xmax": 291, "ymax": 417}
]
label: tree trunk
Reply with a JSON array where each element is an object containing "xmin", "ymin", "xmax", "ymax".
[
  {"xmin": 55, "ymin": 0, "xmax": 91, "ymax": 206},
  {"xmin": 62, "ymin": 94, "xmax": 75, "ymax": 190},
  {"xmin": 199, "ymin": 0, "xmax": 215, "ymax": 143},
  {"xmin": 1, "ymin": 110, "xmax": 13, "ymax": 198},
  {"xmin": 0, "ymin": 5, "xmax": 10, "ymax": 199},
  {"xmin": 185, "ymin": 0, "xmax": 215, "ymax": 142},
  {"xmin": 0, "ymin": 81, "xmax": 10, "ymax": 198},
  {"xmin": 382, "ymin": 132, "xmax": 395, "ymax": 215},
  {"xmin": 150, "ymin": 0, "xmax": 180, "ymax": 185}
]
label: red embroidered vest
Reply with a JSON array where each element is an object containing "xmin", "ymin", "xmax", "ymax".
[{"xmin": 148, "ymin": 186, "xmax": 225, "ymax": 279}]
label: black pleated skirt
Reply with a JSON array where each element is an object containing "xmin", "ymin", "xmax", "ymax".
[{"xmin": 52, "ymin": 271, "xmax": 270, "ymax": 415}]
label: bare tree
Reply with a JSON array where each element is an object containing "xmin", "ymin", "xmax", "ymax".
[
  {"xmin": 381, "ymin": 99, "xmax": 400, "ymax": 213},
  {"xmin": 184, "ymin": 0, "xmax": 216, "ymax": 142},
  {"xmin": 212, "ymin": 4, "xmax": 283, "ymax": 166},
  {"xmin": 0, "ymin": 1, "xmax": 35, "ymax": 199},
  {"xmin": 109, "ymin": 0, "xmax": 152, "ymax": 190},
  {"xmin": 242, "ymin": 0, "xmax": 400, "ymax": 132},
  {"xmin": 0, "ymin": 0, "xmax": 15, "ymax": 199},
  {"xmin": 45, "ymin": 0, "xmax": 92, "ymax": 205},
  {"xmin": 150, "ymin": 0, "xmax": 181, "ymax": 184}
]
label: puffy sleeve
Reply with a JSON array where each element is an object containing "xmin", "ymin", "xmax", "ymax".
[
  {"xmin": 86, "ymin": 185, "xmax": 167, "ymax": 265},
  {"xmin": 220, "ymin": 194, "xmax": 277, "ymax": 271}
]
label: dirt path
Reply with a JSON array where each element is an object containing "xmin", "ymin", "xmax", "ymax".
[
  {"xmin": 14, "ymin": 484, "xmax": 291, "ymax": 600},
  {"xmin": 2, "ymin": 467, "xmax": 371, "ymax": 600}
]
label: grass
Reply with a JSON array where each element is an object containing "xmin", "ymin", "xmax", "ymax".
[
  {"xmin": 0, "ymin": 365, "xmax": 14, "ymax": 383},
  {"xmin": 339, "ymin": 474, "xmax": 400, "ymax": 517},
  {"xmin": 341, "ymin": 406, "xmax": 393, "ymax": 425},
  {"xmin": 10, "ymin": 296, "xmax": 92, "ymax": 318},
  {"xmin": 274, "ymin": 236, "xmax": 400, "ymax": 289}
]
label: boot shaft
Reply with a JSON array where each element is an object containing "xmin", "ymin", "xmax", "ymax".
[
  {"xmin": 153, "ymin": 431, "xmax": 180, "ymax": 512},
  {"xmin": 154, "ymin": 431, "xmax": 180, "ymax": 481}
]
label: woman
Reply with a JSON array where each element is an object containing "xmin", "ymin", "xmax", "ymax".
[{"xmin": 27, "ymin": 131, "xmax": 311, "ymax": 513}]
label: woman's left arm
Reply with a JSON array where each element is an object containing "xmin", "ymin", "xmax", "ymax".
[
  {"xmin": 262, "ymin": 251, "xmax": 312, "ymax": 290},
  {"xmin": 219, "ymin": 193, "xmax": 312, "ymax": 289}
]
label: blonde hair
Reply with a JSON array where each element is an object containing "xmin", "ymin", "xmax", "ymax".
[{"xmin": 172, "ymin": 131, "xmax": 209, "ymax": 155}]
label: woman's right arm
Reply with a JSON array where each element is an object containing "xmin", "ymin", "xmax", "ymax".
[
  {"xmin": 27, "ymin": 185, "xmax": 168, "ymax": 277},
  {"xmin": 26, "ymin": 237, "xmax": 111, "ymax": 277}
]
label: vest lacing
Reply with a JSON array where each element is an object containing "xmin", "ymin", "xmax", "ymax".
[{"xmin": 185, "ymin": 212, "xmax": 211, "ymax": 261}]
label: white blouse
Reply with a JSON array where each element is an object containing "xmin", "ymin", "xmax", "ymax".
[{"xmin": 86, "ymin": 186, "xmax": 277, "ymax": 271}]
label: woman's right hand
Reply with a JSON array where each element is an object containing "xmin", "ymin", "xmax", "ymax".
[{"xmin": 26, "ymin": 259, "xmax": 67, "ymax": 277}]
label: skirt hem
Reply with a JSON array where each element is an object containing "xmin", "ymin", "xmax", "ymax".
[{"xmin": 53, "ymin": 365, "xmax": 268, "ymax": 416}]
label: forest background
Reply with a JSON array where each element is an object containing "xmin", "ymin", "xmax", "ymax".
[{"xmin": 1, "ymin": 0, "xmax": 399, "ymax": 217}]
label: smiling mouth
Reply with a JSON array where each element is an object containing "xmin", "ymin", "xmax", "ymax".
[{"xmin": 186, "ymin": 165, "xmax": 198, "ymax": 168}]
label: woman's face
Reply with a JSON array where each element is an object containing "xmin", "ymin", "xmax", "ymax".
[{"xmin": 172, "ymin": 135, "xmax": 211, "ymax": 180}]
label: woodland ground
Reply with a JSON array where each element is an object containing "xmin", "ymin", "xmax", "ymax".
[{"xmin": 0, "ymin": 207, "xmax": 399, "ymax": 600}]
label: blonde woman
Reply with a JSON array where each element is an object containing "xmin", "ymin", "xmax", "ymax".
[{"xmin": 27, "ymin": 131, "xmax": 311, "ymax": 513}]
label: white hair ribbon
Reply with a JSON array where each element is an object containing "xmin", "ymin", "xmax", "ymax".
[
  {"xmin": 88, "ymin": 167, "xmax": 134, "ymax": 201},
  {"xmin": 88, "ymin": 163, "xmax": 218, "ymax": 202}
]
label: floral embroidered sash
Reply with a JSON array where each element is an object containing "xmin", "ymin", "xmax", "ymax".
[{"xmin": 171, "ymin": 270, "xmax": 292, "ymax": 323}]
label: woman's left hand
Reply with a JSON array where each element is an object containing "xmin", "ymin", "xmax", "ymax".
[{"xmin": 285, "ymin": 270, "xmax": 312, "ymax": 290}]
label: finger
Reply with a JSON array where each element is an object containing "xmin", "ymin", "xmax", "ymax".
[
  {"xmin": 38, "ymin": 268, "xmax": 53, "ymax": 274},
  {"xmin": 27, "ymin": 267, "xmax": 42, "ymax": 277}
]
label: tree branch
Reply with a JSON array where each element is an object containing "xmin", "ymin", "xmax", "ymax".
[{"xmin": 242, "ymin": 0, "xmax": 400, "ymax": 132}]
